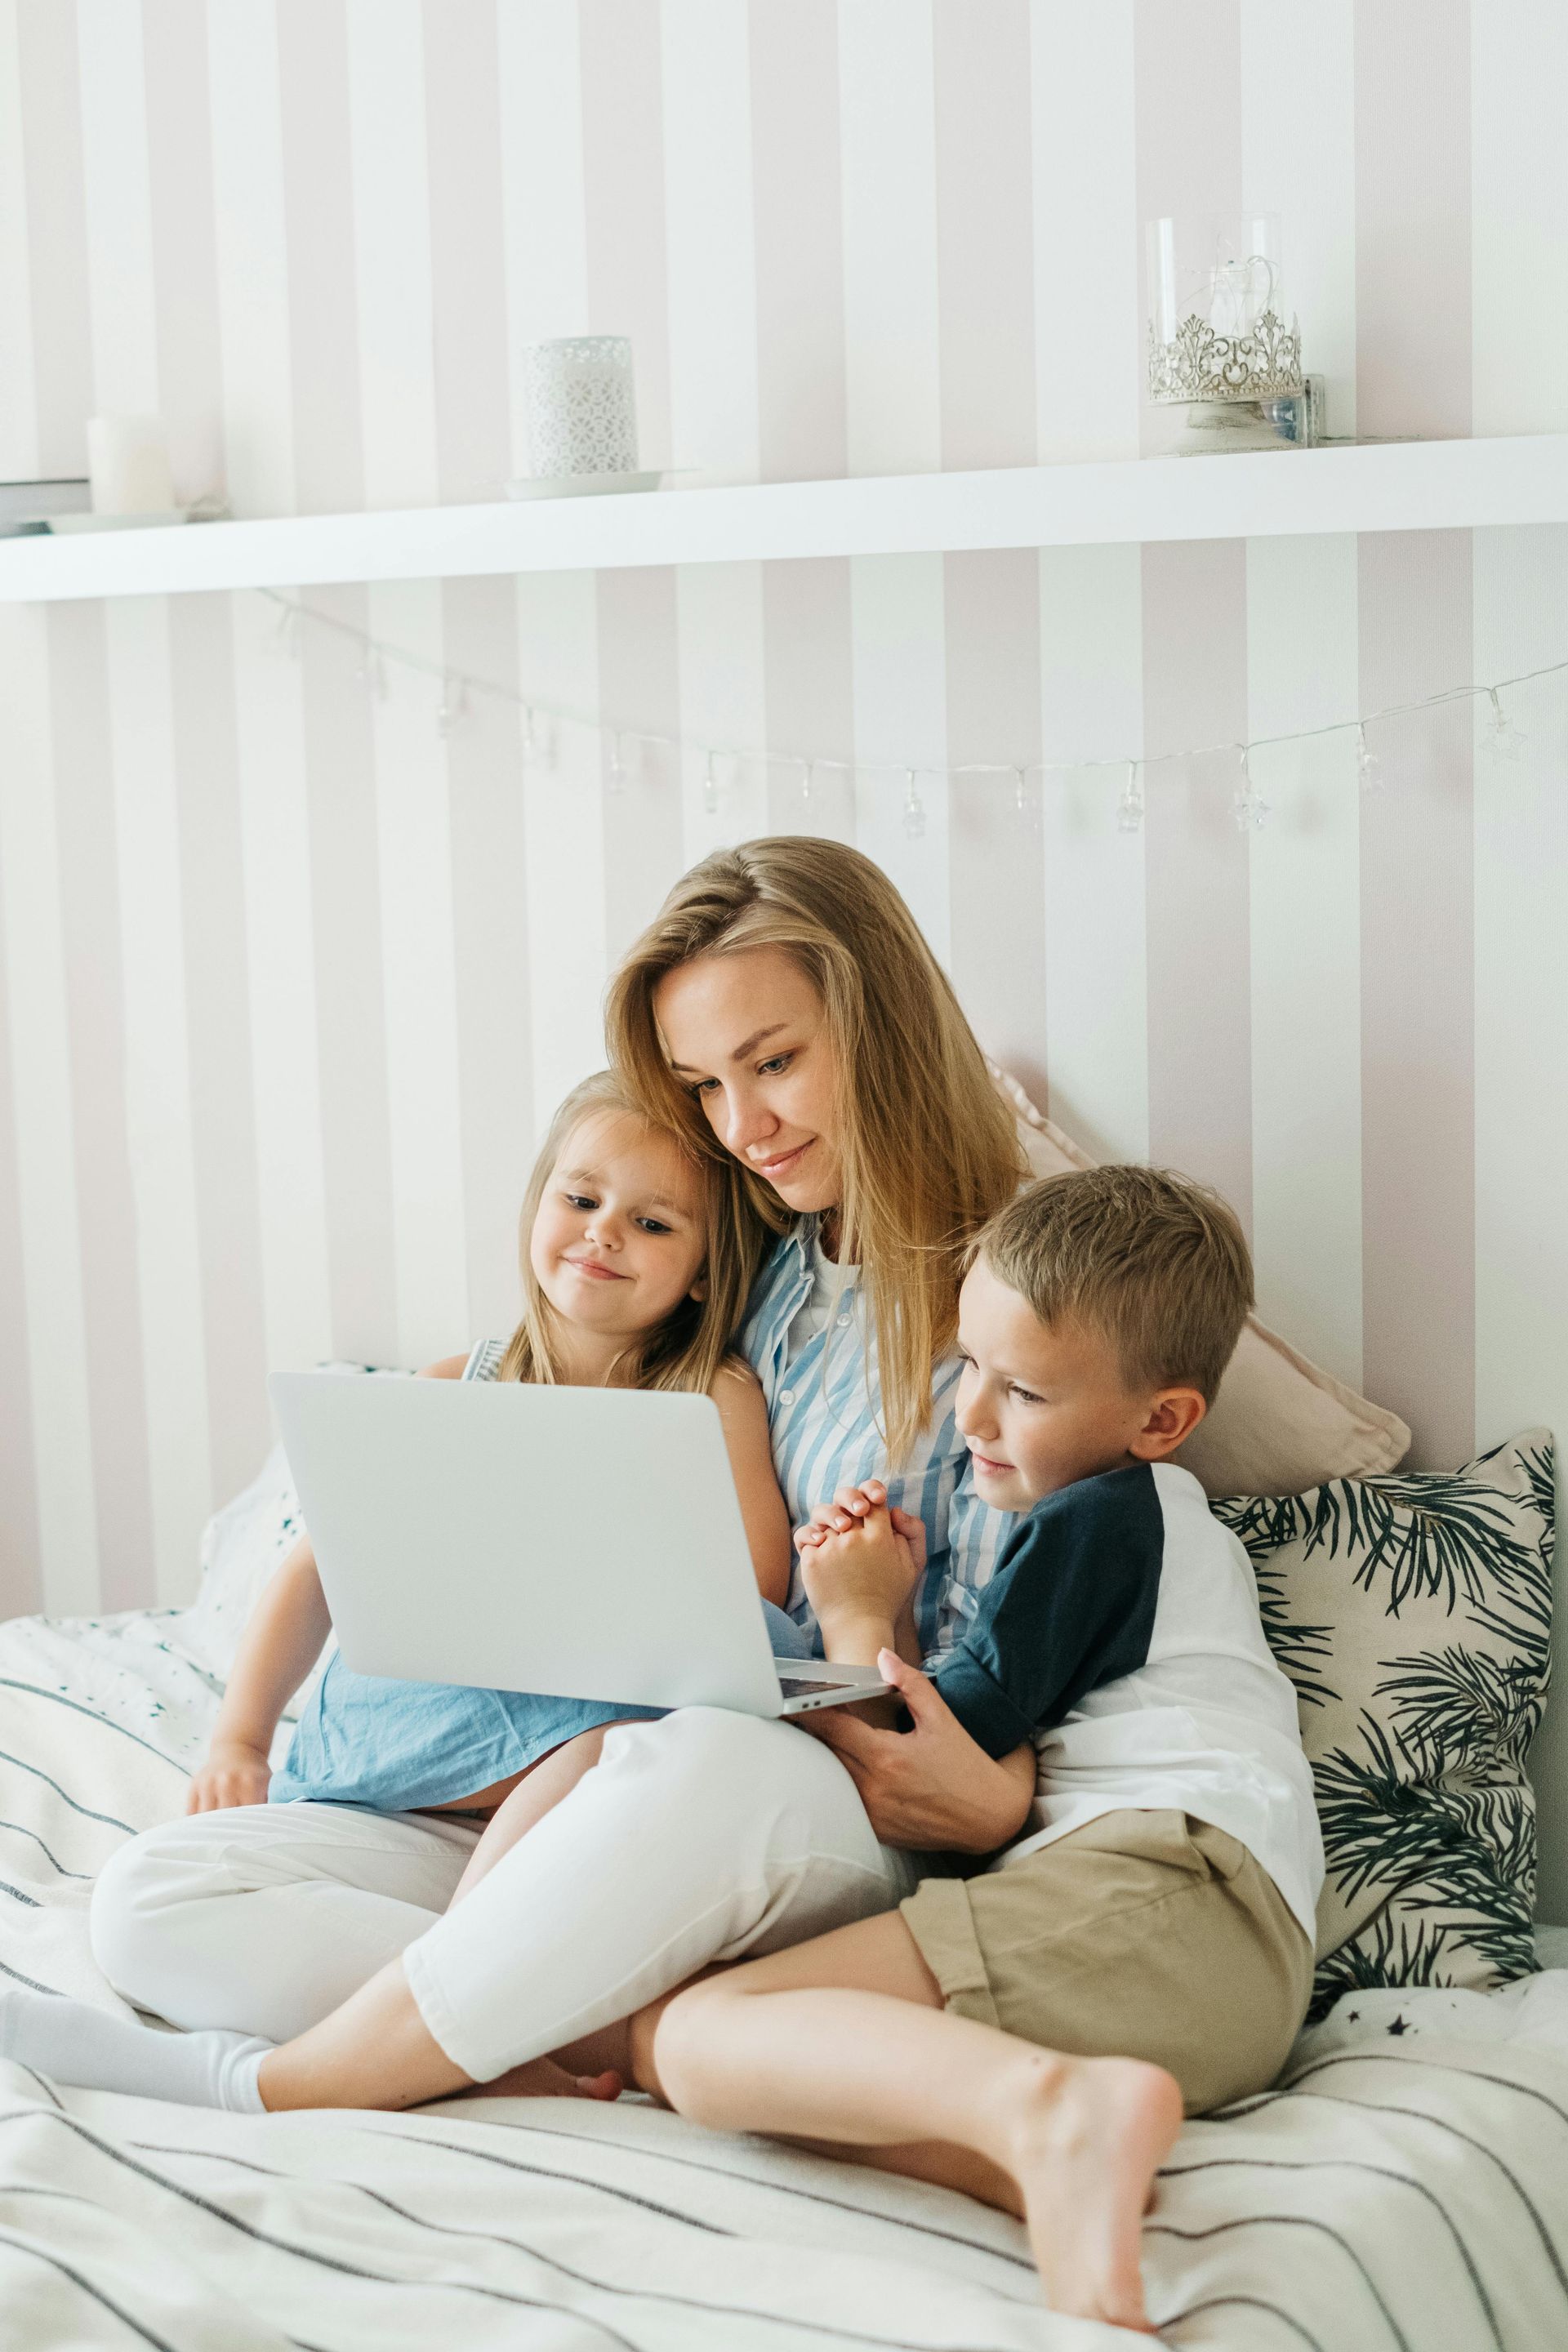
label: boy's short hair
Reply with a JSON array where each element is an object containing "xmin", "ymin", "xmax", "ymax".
[{"xmin": 974, "ymin": 1165, "xmax": 1254, "ymax": 1404}]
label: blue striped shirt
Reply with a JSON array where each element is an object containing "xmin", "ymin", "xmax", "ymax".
[{"xmin": 738, "ymin": 1218, "xmax": 1012, "ymax": 1659}]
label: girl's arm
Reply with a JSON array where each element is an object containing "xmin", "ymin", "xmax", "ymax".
[
  {"xmin": 710, "ymin": 1360, "xmax": 793, "ymax": 1608},
  {"xmin": 189, "ymin": 1530, "xmax": 332, "ymax": 1810},
  {"xmin": 188, "ymin": 1352, "xmax": 471, "ymax": 1811}
]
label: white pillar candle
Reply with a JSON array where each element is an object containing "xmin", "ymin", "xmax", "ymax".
[
  {"xmin": 87, "ymin": 416, "xmax": 175, "ymax": 515},
  {"xmin": 520, "ymin": 337, "xmax": 639, "ymax": 479}
]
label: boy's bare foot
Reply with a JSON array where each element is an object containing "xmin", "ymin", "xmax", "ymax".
[
  {"xmin": 1005, "ymin": 2051, "xmax": 1182, "ymax": 2332},
  {"xmin": 469, "ymin": 2057, "xmax": 622, "ymax": 2103}
]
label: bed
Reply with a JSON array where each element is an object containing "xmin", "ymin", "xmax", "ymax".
[{"xmin": 2, "ymin": 1602, "xmax": 1566, "ymax": 2350}]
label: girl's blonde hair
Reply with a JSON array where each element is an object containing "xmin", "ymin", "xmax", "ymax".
[
  {"xmin": 605, "ymin": 840, "xmax": 1027, "ymax": 1461},
  {"xmin": 497, "ymin": 1071, "xmax": 770, "ymax": 1395}
]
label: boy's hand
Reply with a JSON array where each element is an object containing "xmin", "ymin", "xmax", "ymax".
[
  {"xmin": 186, "ymin": 1740, "xmax": 272, "ymax": 1814},
  {"xmin": 799, "ymin": 1507, "xmax": 921, "ymax": 1664},
  {"xmin": 795, "ymin": 1479, "xmax": 928, "ymax": 1579}
]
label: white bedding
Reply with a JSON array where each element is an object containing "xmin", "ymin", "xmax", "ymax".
[{"xmin": 2, "ymin": 1606, "xmax": 1566, "ymax": 2350}]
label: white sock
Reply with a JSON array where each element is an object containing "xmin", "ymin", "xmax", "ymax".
[{"xmin": 0, "ymin": 1986, "xmax": 270, "ymax": 2113}]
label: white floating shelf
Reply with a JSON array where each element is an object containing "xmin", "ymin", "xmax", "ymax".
[{"xmin": 3, "ymin": 434, "xmax": 1567, "ymax": 603}]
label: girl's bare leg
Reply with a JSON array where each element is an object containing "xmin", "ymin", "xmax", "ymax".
[
  {"xmin": 447, "ymin": 1729, "xmax": 613, "ymax": 1908},
  {"xmin": 632, "ymin": 1911, "xmax": 1182, "ymax": 2336}
]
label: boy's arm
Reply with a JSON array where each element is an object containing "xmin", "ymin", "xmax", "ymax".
[
  {"xmin": 711, "ymin": 1361, "xmax": 794, "ymax": 1608},
  {"xmin": 799, "ymin": 1508, "xmax": 921, "ymax": 1664},
  {"xmin": 933, "ymin": 1470, "xmax": 1165, "ymax": 1759},
  {"xmin": 794, "ymin": 1510, "xmax": 922, "ymax": 1728},
  {"xmin": 795, "ymin": 1479, "xmax": 927, "ymax": 1665}
]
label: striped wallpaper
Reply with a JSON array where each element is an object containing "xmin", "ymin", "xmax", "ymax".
[{"xmin": 3, "ymin": 1, "xmax": 1568, "ymax": 1899}]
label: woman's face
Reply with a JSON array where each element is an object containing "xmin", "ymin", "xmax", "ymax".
[{"xmin": 653, "ymin": 946, "xmax": 843, "ymax": 1215}]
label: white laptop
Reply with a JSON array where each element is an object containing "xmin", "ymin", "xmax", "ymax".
[{"xmin": 268, "ymin": 1371, "xmax": 893, "ymax": 1719}]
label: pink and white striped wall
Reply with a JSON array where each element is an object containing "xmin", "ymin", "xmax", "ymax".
[{"xmin": 2, "ymin": 1, "xmax": 1567, "ymax": 1894}]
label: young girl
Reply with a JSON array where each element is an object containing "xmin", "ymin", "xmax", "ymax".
[{"xmin": 103, "ymin": 1072, "xmax": 795, "ymax": 2014}]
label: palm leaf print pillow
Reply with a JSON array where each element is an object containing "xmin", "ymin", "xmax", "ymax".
[{"xmin": 1213, "ymin": 1432, "xmax": 1553, "ymax": 2019}]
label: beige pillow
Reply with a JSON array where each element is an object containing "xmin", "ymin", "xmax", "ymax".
[{"xmin": 987, "ymin": 1062, "xmax": 1410, "ymax": 1499}]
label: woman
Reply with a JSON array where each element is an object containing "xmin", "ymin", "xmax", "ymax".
[{"xmin": 79, "ymin": 848, "xmax": 1040, "ymax": 2147}]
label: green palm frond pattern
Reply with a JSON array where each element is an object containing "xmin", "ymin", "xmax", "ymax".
[
  {"xmin": 1210, "ymin": 1494, "xmax": 1339, "ymax": 1710},
  {"xmin": 1374, "ymin": 1646, "xmax": 1545, "ymax": 1778},
  {"xmin": 1321, "ymin": 1472, "xmax": 1543, "ymax": 1619},
  {"xmin": 1308, "ymin": 1907, "xmax": 1454, "ymax": 2022},
  {"xmin": 1215, "ymin": 1430, "xmax": 1552, "ymax": 2010},
  {"xmin": 1485, "ymin": 1432, "xmax": 1555, "ymax": 1544}
]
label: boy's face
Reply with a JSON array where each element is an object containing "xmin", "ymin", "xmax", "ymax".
[{"xmin": 954, "ymin": 1257, "xmax": 1205, "ymax": 1512}]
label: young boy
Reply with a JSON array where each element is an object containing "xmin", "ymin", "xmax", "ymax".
[{"xmin": 629, "ymin": 1165, "xmax": 1324, "ymax": 2336}]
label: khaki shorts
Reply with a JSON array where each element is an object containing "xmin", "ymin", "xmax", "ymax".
[{"xmin": 900, "ymin": 1809, "xmax": 1312, "ymax": 2115}]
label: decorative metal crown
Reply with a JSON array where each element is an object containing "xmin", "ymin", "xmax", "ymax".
[{"xmin": 1147, "ymin": 308, "xmax": 1304, "ymax": 405}]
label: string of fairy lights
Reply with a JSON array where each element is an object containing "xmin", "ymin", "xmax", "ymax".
[{"xmin": 256, "ymin": 586, "xmax": 1550, "ymax": 840}]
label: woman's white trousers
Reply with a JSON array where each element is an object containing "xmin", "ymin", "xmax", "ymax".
[{"xmin": 90, "ymin": 1708, "xmax": 914, "ymax": 2078}]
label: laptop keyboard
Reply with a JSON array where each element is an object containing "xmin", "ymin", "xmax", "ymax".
[{"xmin": 777, "ymin": 1676, "xmax": 859, "ymax": 1698}]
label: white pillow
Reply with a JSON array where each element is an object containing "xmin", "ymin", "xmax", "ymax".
[
  {"xmin": 178, "ymin": 1438, "xmax": 305, "ymax": 1682},
  {"xmin": 987, "ymin": 1063, "xmax": 1411, "ymax": 1498}
]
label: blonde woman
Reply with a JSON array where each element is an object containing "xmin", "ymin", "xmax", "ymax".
[{"xmin": 23, "ymin": 846, "xmax": 1040, "ymax": 2139}]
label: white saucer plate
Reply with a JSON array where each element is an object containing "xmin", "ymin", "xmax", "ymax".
[
  {"xmin": 506, "ymin": 470, "xmax": 665, "ymax": 501},
  {"xmin": 44, "ymin": 509, "xmax": 194, "ymax": 533}
]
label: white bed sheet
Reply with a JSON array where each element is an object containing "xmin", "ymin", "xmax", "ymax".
[{"xmin": 2, "ymin": 1604, "xmax": 1566, "ymax": 2350}]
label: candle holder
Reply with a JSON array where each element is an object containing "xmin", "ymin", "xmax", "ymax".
[
  {"xmin": 512, "ymin": 336, "xmax": 662, "ymax": 497},
  {"xmin": 87, "ymin": 415, "xmax": 175, "ymax": 514},
  {"xmin": 1147, "ymin": 216, "xmax": 1317, "ymax": 451}
]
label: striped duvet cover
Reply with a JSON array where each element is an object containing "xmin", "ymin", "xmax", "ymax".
[{"xmin": 1, "ymin": 1603, "xmax": 1566, "ymax": 2351}]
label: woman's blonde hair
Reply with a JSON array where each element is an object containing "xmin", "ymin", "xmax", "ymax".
[
  {"xmin": 497, "ymin": 1071, "xmax": 771, "ymax": 1395},
  {"xmin": 605, "ymin": 840, "xmax": 1027, "ymax": 1460}
]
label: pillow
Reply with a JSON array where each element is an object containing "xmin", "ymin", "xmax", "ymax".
[
  {"xmin": 178, "ymin": 1437, "xmax": 303, "ymax": 1682},
  {"xmin": 1213, "ymin": 1432, "xmax": 1553, "ymax": 2016},
  {"xmin": 987, "ymin": 1062, "xmax": 1411, "ymax": 1496}
]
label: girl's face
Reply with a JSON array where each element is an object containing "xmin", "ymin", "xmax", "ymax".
[
  {"xmin": 653, "ymin": 946, "xmax": 843, "ymax": 1215},
  {"xmin": 529, "ymin": 1110, "xmax": 709, "ymax": 1356}
]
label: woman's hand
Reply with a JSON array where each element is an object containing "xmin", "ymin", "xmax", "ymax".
[
  {"xmin": 801, "ymin": 1651, "xmax": 1037, "ymax": 1852},
  {"xmin": 185, "ymin": 1740, "xmax": 273, "ymax": 1815},
  {"xmin": 795, "ymin": 1479, "xmax": 928, "ymax": 1578}
]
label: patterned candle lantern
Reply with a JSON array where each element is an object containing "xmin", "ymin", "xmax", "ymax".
[
  {"xmin": 520, "ymin": 336, "xmax": 639, "ymax": 479},
  {"xmin": 1146, "ymin": 217, "xmax": 1317, "ymax": 448}
]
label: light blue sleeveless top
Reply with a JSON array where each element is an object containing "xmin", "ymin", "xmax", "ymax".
[{"xmin": 270, "ymin": 1341, "xmax": 807, "ymax": 1814}]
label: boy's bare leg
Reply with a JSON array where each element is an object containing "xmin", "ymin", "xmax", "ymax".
[
  {"xmin": 253, "ymin": 1901, "xmax": 1176, "ymax": 2328},
  {"xmin": 447, "ymin": 1728, "xmax": 612, "ymax": 1909},
  {"xmin": 630, "ymin": 1911, "xmax": 1182, "ymax": 2335}
]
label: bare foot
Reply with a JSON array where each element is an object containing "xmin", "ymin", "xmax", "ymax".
[
  {"xmin": 1004, "ymin": 2052, "xmax": 1183, "ymax": 2332},
  {"xmin": 468, "ymin": 2056, "xmax": 622, "ymax": 2103}
]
